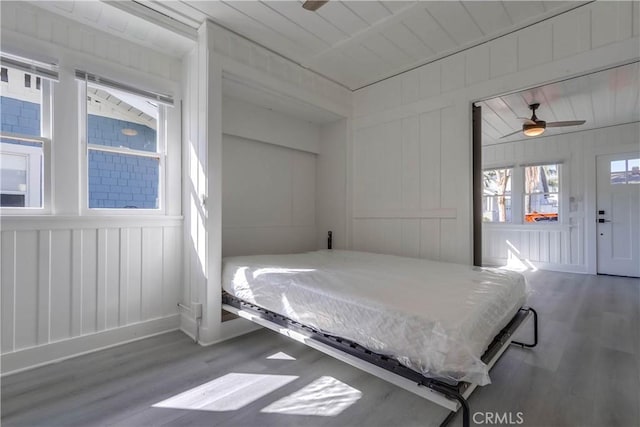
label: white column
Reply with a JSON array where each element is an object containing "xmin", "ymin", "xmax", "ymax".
[{"xmin": 51, "ymin": 65, "xmax": 80, "ymax": 215}]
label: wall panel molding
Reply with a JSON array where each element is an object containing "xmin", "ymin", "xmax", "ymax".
[
  {"xmin": 0, "ymin": 222, "xmax": 182, "ymax": 373},
  {"xmin": 0, "ymin": 216, "xmax": 183, "ymax": 231}
]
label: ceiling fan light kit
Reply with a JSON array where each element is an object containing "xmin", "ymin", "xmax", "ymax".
[{"xmin": 523, "ymin": 122, "xmax": 546, "ymax": 137}]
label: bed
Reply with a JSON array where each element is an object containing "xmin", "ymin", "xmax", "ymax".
[{"xmin": 221, "ymin": 249, "xmax": 537, "ymax": 426}]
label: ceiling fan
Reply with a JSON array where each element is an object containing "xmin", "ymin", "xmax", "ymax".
[
  {"xmin": 302, "ymin": 0, "xmax": 329, "ymax": 11},
  {"xmin": 501, "ymin": 103, "xmax": 586, "ymax": 138}
]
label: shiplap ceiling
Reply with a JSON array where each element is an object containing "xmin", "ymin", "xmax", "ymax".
[
  {"xmin": 29, "ymin": 1, "xmax": 587, "ymax": 90},
  {"xmin": 478, "ymin": 61, "xmax": 640, "ymax": 145},
  {"xmin": 140, "ymin": 0, "xmax": 585, "ymax": 89}
]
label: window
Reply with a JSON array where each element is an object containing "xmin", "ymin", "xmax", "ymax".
[
  {"xmin": 84, "ymin": 82, "xmax": 163, "ymax": 210},
  {"xmin": 524, "ymin": 164, "xmax": 559, "ymax": 223},
  {"xmin": 483, "ymin": 168, "xmax": 512, "ymax": 222},
  {"xmin": 611, "ymin": 158, "xmax": 640, "ymax": 184},
  {"xmin": 0, "ymin": 54, "xmax": 54, "ymax": 209}
]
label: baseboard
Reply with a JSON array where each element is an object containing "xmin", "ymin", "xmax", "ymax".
[{"xmin": 1, "ymin": 315, "xmax": 180, "ymax": 376}]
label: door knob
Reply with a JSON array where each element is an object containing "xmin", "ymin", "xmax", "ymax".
[{"xmin": 598, "ymin": 218, "xmax": 611, "ymax": 223}]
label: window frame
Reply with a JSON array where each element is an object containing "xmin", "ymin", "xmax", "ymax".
[
  {"xmin": 79, "ymin": 79, "xmax": 167, "ymax": 216},
  {"xmin": 482, "ymin": 166, "xmax": 513, "ymax": 223},
  {"xmin": 0, "ymin": 74, "xmax": 52, "ymax": 214},
  {"xmin": 522, "ymin": 163, "xmax": 562, "ymax": 225}
]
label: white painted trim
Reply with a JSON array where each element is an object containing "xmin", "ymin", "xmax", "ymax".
[
  {"xmin": 483, "ymin": 223, "xmax": 574, "ymax": 232},
  {"xmin": 353, "ymin": 208, "xmax": 457, "ymax": 219},
  {"xmin": 0, "ymin": 215, "xmax": 183, "ymax": 230},
  {"xmin": 1, "ymin": 314, "xmax": 180, "ymax": 375},
  {"xmin": 101, "ymin": 0, "xmax": 198, "ymax": 43},
  {"xmin": 87, "ymin": 144, "xmax": 162, "ymax": 159}
]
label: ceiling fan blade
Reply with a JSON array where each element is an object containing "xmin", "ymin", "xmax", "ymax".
[
  {"xmin": 516, "ymin": 117, "xmax": 536, "ymax": 125},
  {"xmin": 546, "ymin": 120, "xmax": 586, "ymax": 128},
  {"xmin": 302, "ymin": 0, "xmax": 329, "ymax": 11},
  {"xmin": 500, "ymin": 129, "xmax": 523, "ymax": 139}
]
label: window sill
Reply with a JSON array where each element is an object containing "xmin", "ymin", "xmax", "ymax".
[
  {"xmin": 0, "ymin": 215, "xmax": 183, "ymax": 231},
  {"xmin": 482, "ymin": 222, "xmax": 574, "ymax": 231}
]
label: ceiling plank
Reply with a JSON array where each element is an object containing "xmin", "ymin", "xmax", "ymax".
[
  {"xmin": 360, "ymin": 33, "xmax": 415, "ymax": 65},
  {"xmin": 564, "ymin": 76, "xmax": 596, "ymax": 126},
  {"xmin": 401, "ymin": 7, "xmax": 456, "ymax": 54},
  {"xmin": 266, "ymin": 1, "xmax": 347, "ymax": 46},
  {"xmin": 480, "ymin": 99, "xmax": 517, "ymax": 137},
  {"xmin": 502, "ymin": 1, "xmax": 546, "ymax": 24},
  {"xmin": 342, "ymin": 1, "xmax": 392, "ymax": 26},
  {"xmin": 382, "ymin": 23, "xmax": 434, "ymax": 62},
  {"xmin": 462, "ymin": 1, "xmax": 513, "ymax": 36},
  {"xmin": 612, "ymin": 62, "xmax": 640, "ymax": 123},
  {"xmin": 539, "ymin": 82, "xmax": 576, "ymax": 123},
  {"xmin": 589, "ymin": 69, "xmax": 616, "ymax": 127},
  {"xmin": 315, "ymin": 1, "xmax": 369, "ymax": 36},
  {"xmin": 380, "ymin": 1, "xmax": 416, "ymax": 13},
  {"xmin": 191, "ymin": 1, "xmax": 310, "ymax": 60},
  {"xmin": 423, "ymin": 1, "xmax": 484, "ymax": 45},
  {"xmin": 227, "ymin": 1, "xmax": 328, "ymax": 54}
]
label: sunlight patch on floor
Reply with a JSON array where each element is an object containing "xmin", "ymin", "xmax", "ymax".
[
  {"xmin": 153, "ymin": 373, "xmax": 298, "ymax": 411},
  {"xmin": 266, "ymin": 351, "xmax": 296, "ymax": 360},
  {"xmin": 261, "ymin": 376, "xmax": 362, "ymax": 416}
]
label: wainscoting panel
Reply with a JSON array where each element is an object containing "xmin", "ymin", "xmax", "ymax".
[
  {"xmin": 482, "ymin": 223, "xmax": 583, "ymax": 272},
  {"xmin": 0, "ymin": 217, "xmax": 182, "ymax": 373}
]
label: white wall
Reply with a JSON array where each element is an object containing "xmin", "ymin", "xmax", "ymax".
[
  {"xmin": 316, "ymin": 119, "xmax": 349, "ymax": 249},
  {"xmin": 222, "ymin": 134, "xmax": 317, "ymax": 257},
  {"xmin": 222, "ymin": 96, "xmax": 320, "ymax": 154},
  {"xmin": 181, "ymin": 20, "xmax": 352, "ymax": 345},
  {"xmin": 351, "ymin": 1, "xmax": 640, "ymax": 265},
  {"xmin": 0, "ymin": 3, "xmax": 184, "ymax": 374},
  {"xmin": 483, "ymin": 122, "xmax": 640, "ymax": 273}
]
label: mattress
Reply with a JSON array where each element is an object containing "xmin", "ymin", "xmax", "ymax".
[{"xmin": 222, "ymin": 250, "xmax": 528, "ymax": 385}]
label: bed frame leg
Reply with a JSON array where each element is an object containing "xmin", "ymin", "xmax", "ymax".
[
  {"xmin": 512, "ymin": 307, "xmax": 538, "ymax": 348},
  {"xmin": 432, "ymin": 386, "xmax": 469, "ymax": 427}
]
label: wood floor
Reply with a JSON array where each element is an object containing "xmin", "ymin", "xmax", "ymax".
[{"xmin": 2, "ymin": 270, "xmax": 639, "ymax": 426}]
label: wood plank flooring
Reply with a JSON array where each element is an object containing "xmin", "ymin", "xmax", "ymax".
[{"xmin": 2, "ymin": 270, "xmax": 638, "ymax": 426}]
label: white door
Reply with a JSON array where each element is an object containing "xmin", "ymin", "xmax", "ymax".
[{"xmin": 596, "ymin": 153, "xmax": 640, "ymax": 277}]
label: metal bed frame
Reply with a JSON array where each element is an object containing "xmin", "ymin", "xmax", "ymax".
[{"xmin": 222, "ymin": 293, "xmax": 537, "ymax": 427}]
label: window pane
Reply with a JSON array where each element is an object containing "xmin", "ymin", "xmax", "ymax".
[
  {"xmin": 483, "ymin": 168, "xmax": 511, "ymax": 195},
  {"xmin": 0, "ymin": 65, "xmax": 42, "ymax": 137},
  {"xmin": 87, "ymin": 83, "xmax": 160, "ymax": 210},
  {"xmin": 627, "ymin": 159, "xmax": 640, "ymax": 184},
  {"xmin": 525, "ymin": 164, "xmax": 559, "ymax": 193},
  {"xmin": 88, "ymin": 150, "xmax": 159, "ymax": 209},
  {"xmin": 87, "ymin": 85, "xmax": 157, "ymax": 152},
  {"xmin": 483, "ymin": 195, "xmax": 511, "ymax": 222},
  {"xmin": 610, "ymin": 160, "xmax": 627, "ymax": 184},
  {"xmin": 0, "ymin": 138, "xmax": 43, "ymax": 207},
  {"xmin": 524, "ymin": 193, "xmax": 558, "ymax": 222}
]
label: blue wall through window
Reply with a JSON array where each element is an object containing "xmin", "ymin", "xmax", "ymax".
[
  {"xmin": 1, "ymin": 96, "xmax": 40, "ymax": 136},
  {"xmin": 88, "ymin": 115, "xmax": 157, "ymax": 152},
  {"xmin": 88, "ymin": 115, "xmax": 158, "ymax": 209}
]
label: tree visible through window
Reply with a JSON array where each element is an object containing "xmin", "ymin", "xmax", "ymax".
[
  {"xmin": 524, "ymin": 164, "xmax": 559, "ymax": 222},
  {"xmin": 483, "ymin": 168, "xmax": 511, "ymax": 222}
]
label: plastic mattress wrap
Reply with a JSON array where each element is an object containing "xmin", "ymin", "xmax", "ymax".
[{"xmin": 222, "ymin": 250, "xmax": 528, "ymax": 386}]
